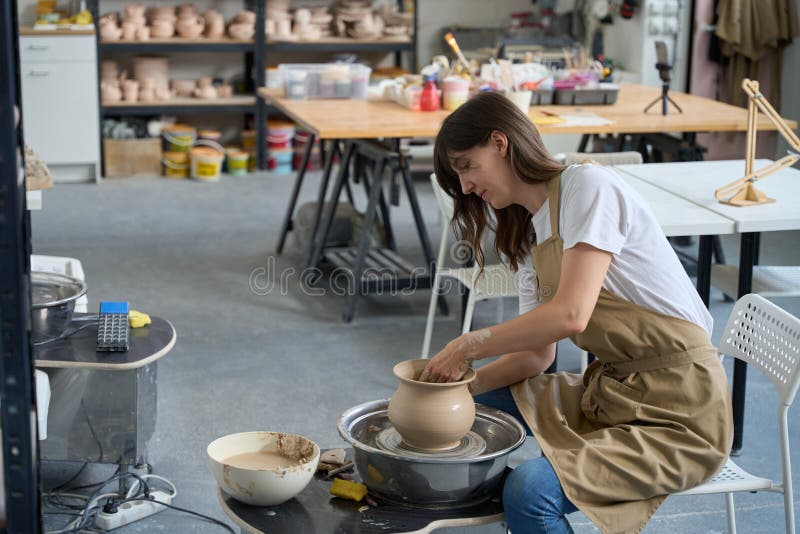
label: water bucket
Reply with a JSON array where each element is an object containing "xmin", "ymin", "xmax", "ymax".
[
  {"xmin": 162, "ymin": 124, "xmax": 196, "ymax": 152},
  {"xmin": 189, "ymin": 139, "xmax": 225, "ymax": 182},
  {"xmin": 227, "ymin": 150, "xmax": 249, "ymax": 176},
  {"xmin": 162, "ymin": 151, "xmax": 189, "ymax": 178}
]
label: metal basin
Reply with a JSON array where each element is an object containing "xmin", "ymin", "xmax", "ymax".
[
  {"xmin": 337, "ymin": 399, "xmax": 525, "ymax": 509},
  {"xmin": 30, "ymin": 271, "xmax": 87, "ymax": 343}
]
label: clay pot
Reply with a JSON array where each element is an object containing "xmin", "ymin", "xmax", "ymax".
[
  {"xmin": 176, "ymin": 15, "xmax": 205, "ymax": 38},
  {"xmin": 176, "ymin": 3, "xmax": 196, "ymax": 19},
  {"xmin": 150, "ymin": 7, "xmax": 176, "ymax": 24},
  {"xmin": 99, "ymin": 20, "xmax": 123, "ymax": 41},
  {"xmin": 123, "ymin": 79, "xmax": 139, "ymax": 102},
  {"xmin": 154, "ymin": 86, "xmax": 172, "ymax": 100},
  {"xmin": 197, "ymin": 76, "xmax": 212, "ymax": 88},
  {"xmin": 194, "ymin": 85, "xmax": 218, "ymax": 99},
  {"xmin": 204, "ymin": 9, "xmax": 225, "ymax": 38},
  {"xmin": 265, "ymin": 18, "xmax": 276, "ymax": 36},
  {"xmin": 100, "ymin": 60, "xmax": 118, "ymax": 83},
  {"xmin": 132, "ymin": 56, "xmax": 169, "ymax": 91},
  {"xmin": 150, "ymin": 19, "xmax": 174, "ymax": 38},
  {"xmin": 125, "ymin": 4, "xmax": 145, "ymax": 20},
  {"xmin": 387, "ymin": 359, "xmax": 476, "ymax": 451},
  {"xmin": 139, "ymin": 86, "xmax": 155, "ymax": 101},
  {"xmin": 121, "ymin": 21, "xmax": 137, "ymax": 40},
  {"xmin": 275, "ymin": 19, "xmax": 291, "ymax": 38},
  {"xmin": 217, "ymin": 83, "xmax": 233, "ymax": 98},
  {"xmin": 171, "ymin": 79, "xmax": 196, "ymax": 97},
  {"xmin": 100, "ymin": 81, "xmax": 122, "ymax": 103},
  {"xmin": 136, "ymin": 26, "xmax": 150, "ymax": 41},
  {"xmin": 233, "ymin": 10, "xmax": 256, "ymax": 25},
  {"xmin": 228, "ymin": 22, "xmax": 255, "ymax": 40}
]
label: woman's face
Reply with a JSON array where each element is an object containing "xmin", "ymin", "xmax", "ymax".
[{"xmin": 448, "ymin": 132, "xmax": 516, "ymax": 209}]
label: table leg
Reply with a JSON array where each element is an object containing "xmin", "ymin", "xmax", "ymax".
[
  {"xmin": 275, "ymin": 133, "xmax": 316, "ymax": 255},
  {"xmin": 305, "ymin": 140, "xmax": 341, "ymax": 269},
  {"xmin": 731, "ymin": 232, "xmax": 757, "ymax": 455},
  {"xmin": 696, "ymin": 235, "xmax": 713, "ymax": 307},
  {"xmin": 308, "ymin": 142, "xmax": 355, "ymax": 272},
  {"xmin": 577, "ymin": 134, "xmax": 590, "ymax": 152},
  {"xmin": 344, "ymin": 156, "xmax": 387, "ymax": 323}
]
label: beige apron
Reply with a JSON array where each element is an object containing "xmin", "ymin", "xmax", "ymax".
[{"xmin": 510, "ymin": 174, "xmax": 732, "ymax": 534}]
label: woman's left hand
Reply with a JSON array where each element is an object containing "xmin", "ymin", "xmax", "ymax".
[{"xmin": 420, "ymin": 329, "xmax": 491, "ymax": 382}]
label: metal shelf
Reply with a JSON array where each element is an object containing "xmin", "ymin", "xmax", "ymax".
[
  {"xmin": 99, "ymin": 38, "xmax": 254, "ymax": 52},
  {"xmin": 101, "ymin": 96, "xmax": 256, "ymax": 116},
  {"xmin": 266, "ymin": 38, "xmax": 414, "ymax": 53}
]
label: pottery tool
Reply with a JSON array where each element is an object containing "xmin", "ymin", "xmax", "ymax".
[
  {"xmin": 444, "ymin": 32, "xmax": 472, "ymax": 72},
  {"xmin": 325, "ymin": 461, "xmax": 355, "ymax": 479},
  {"xmin": 714, "ymin": 78, "xmax": 800, "ymax": 207}
]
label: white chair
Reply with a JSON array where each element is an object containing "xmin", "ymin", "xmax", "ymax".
[
  {"xmin": 421, "ymin": 174, "xmax": 520, "ymax": 358},
  {"xmin": 560, "ymin": 151, "xmax": 644, "ymax": 166},
  {"xmin": 672, "ymin": 293, "xmax": 799, "ymax": 533}
]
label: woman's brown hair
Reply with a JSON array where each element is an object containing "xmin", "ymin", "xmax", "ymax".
[{"xmin": 433, "ymin": 91, "xmax": 565, "ymax": 271}]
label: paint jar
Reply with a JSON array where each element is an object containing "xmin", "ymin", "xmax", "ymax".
[
  {"xmin": 287, "ymin": 70, "xmax": 307, "ymax": 100},
  {"xmin": 241, "ymin": 130, "xmax": 256, "ymax": 152},
  {"xmin": 226, "ymin": 150, "xmax": 249, "ymax": 175},
  {"xmin": 442, "ymin": 76, "xmax": 470, "ymax": 111}
]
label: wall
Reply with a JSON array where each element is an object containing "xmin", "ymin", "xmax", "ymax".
[{"xmin": 777, "ymin": 0, "xmax": 800, "ymax": 162}]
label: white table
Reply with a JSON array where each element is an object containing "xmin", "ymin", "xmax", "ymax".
[{"xmin": 614, "ymin": 159, "xmax": 800, "ymax": 454}]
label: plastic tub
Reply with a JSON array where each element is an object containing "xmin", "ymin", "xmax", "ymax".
[
  {"xmin": 190, "ymin": 140, "xmax": 225, "ymax": 182},
  {"xmin": 279, "ymin": 63, "xmax": 372, "ymax": 100},
  {"xmin": 163, "ymin": 150, "xmax": 189, "ymax": 178},
  {"xmin": 227, "ymin": 150, "xmax": 249, "ymax": 176},
  {"xmin": 442, "ymin": 77, "xmax": 470, "ymax": 111},
  {"xmin": 162, "ymin": 124, "xmax": 196, "ymax": 152}
]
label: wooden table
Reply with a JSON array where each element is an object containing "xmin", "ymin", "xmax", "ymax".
[
  {"xmin": 258, "ymin": 84, "xmax": 797, "ymax": 139},
  {"xmin": 615, "ymin": 159, "xmax": 800, "ymax": 454}
]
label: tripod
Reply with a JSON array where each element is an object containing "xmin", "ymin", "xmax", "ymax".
[{"xmin": 644, "ymin": 81, "xmax": 683, "ymax": 116}]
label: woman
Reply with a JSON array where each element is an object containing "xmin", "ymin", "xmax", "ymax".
[{"xmin": 423, "ymin": 92, "xmax": 732, "ymax": 534}]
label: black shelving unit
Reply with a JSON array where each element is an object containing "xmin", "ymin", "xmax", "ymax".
[
  {"xmin": 1, "ymin": 0, "xmax": 41, "ymax": 532},
  {"xmin": 88, "ymin": 0, "xmax": 417, "ymax": 174}
]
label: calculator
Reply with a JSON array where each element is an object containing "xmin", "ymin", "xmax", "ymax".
[{"xmin": 96, "ymin": 301, "xmax": 130, "ymax": 352}]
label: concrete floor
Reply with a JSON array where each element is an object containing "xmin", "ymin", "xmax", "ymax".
[{"xmin": 33, "ymin": 169, "xmax": 800, "ymax": 533}]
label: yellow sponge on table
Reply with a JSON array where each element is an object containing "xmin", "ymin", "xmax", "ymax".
[
  {"xmin": 329, "ymin": 479, "xmax": 368, "ymax": 502},
  {"xmin": 128, "ymin": 310, "xmax": 151, "ymax": 329}
]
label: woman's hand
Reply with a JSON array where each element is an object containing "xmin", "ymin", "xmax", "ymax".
[{"xmin": 420, "ymin": 329, "xmax": 492, "ymax": 383}]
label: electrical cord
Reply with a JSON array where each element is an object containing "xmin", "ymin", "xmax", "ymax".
[{"xmin": 107, "ymin": 497, "xmax": 235, "ymax": 534}]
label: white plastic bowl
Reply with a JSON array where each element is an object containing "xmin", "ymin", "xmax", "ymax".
[{"xmin": 207, "ymin": 431, "xmax": 320, "ymax": 506}]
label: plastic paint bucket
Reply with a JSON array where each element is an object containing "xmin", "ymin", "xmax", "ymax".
[
  {"xmin": 162, "ymin": 151, "xmax": 189, "ymax": 178},
  {"xmin": 162, "ymin": 124, "xmax": 196, "ymax": 152},
  {"xmin": 227, "ymin": 150, "xmax": 249, "ymax": 175},
  {"xmin": 442, "ymin": 77, "xmax": 470, "ymax": 111},
  {"xmin": 189, "ymin": 139, "xmax": 225, "ymax": 182}
]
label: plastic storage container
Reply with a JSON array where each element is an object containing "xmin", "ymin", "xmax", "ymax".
[
  {"xmin": 554, "ymin": 83, "xmax": 619, "ymax": 105},
  {"xmin": 279, "ymin": 63, "xmax": 372, "ymax": 100}
]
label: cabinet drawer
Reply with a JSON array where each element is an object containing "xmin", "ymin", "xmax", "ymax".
[
  {"xmin": 21, "ymin": 62, "xmax": 99, "ymax": 164},
  {"xmin": 20, "ymin": 35, "xmax": 96, "ymax": 63}
]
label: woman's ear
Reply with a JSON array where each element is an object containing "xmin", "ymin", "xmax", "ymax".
[{"xmin": 490, "ymin": 131, "xmax": 509, "ymax": 157}]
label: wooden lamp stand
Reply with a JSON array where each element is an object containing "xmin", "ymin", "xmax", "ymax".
[{"xmin": 715, "ymin": 79, "xmax": 800, "ymax": 207}]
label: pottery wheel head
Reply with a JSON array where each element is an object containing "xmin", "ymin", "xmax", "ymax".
[{"xmin": 375, "ymin": 427, "xmax": 487, "ymax": 459}]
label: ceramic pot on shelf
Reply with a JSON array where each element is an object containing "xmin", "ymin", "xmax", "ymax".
[
  {"xmin": 99, "ymin": 19, "xmax": 123, "ymax": 41},
  {"xmin": 203, "ymin": 9, "xmax": 225, "ymax": 38},
  {"xmin": 124, "ymin": 3, "xmax": 146, "ymax": 20},
  {"xmin": 228, "ymin": 22, "xmax": 255, "ymax": 40},
  {"xmin": 100, "ymin": 81, "xmax": 122, "ymax": 103},
  {"xmin": 387, "ymin": 359, "xmax": 476, "ymax": 451},
  {"xmin": 176, "ymin": 15, "xmax": 205, "ymax": 38},
  {"xmin": 150, "ymin": 19, "xmax": 175, "ymax": 38}
]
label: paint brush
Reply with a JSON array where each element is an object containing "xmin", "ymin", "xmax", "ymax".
[{"xmin": 444, "ymin": 32, "xmax": 472, "ymax": 71}]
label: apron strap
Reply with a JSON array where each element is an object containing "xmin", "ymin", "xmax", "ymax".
[
  {"xmin": 587, "ymin": 346, "xmax": 718, "ymax": 380},
  {"xmin": 547, "ymin": 173, "xmax": 561, "ymax": 239}
]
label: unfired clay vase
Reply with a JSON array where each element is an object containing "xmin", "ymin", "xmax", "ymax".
[
  {"xmin": 387, "ymin": 359, "xmax": 476, "ymax": 451},
  {"xmin": 228, "ymin": 22, "xmax": 255, "ymax": 40},
  {"xmin": 176, "ymin": 15, "xmax": 205, "ymax": 38},
  {"xmin": 100, "ymin": 81, "xmax": 122, "ymax": 103},
  {"xmin": 171, "ymin": 79, "xmax": 196, "ymax": 97},
  {"xmin": 99, "ymin": 19, "xmax": 123, "ymax": 41},
  {"xmin": 204, "ymin": 9, "xmax": 225, "ymax": 38},
  {"xmin": 150, "ymin": 19, "xmax": 175, "ymax": 38}
]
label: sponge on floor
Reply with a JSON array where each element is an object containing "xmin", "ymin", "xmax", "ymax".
[{"xmin": 329, "ymin": 479, "xmax": 368, "ymax": 502}]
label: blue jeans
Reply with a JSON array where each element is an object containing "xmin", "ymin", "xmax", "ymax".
[{"xmin": 475, "ymin": 387, "xmax": 578, "ymax": 533}]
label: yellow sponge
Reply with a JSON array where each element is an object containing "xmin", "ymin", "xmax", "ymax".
[
  {"xmin": 129, "ymin": 310, "xmax": 151, "ymax": 329},
  {"xmin": 329, "ymin": 479, "xmax": 368, "ymax": 502}
]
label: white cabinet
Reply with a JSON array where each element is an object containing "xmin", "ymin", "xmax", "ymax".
[{"xmin": 20, "ymin": 35, "xmax": 100, "ymax": 183}]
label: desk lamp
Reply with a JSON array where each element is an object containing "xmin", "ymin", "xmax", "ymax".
[{"xmin": 715, "ymin": 79, "xmax": 800, "ymax": 206}]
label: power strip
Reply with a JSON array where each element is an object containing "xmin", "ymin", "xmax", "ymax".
[{"xmin": 95, "ymin": 490, "xmax": 173, "ymax": 530}]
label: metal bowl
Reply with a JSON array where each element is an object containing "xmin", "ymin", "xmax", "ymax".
[
  {"xmin": 30, "ymin": 271, "xmax": 87, "ymax": 343},
  {"xmin": 337, "ymin": 399, "xmax": 525, "ymax": 509}
]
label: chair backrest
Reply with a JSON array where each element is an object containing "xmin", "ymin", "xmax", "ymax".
[
  {"xmin": 430, "ymin": 173, "xmax": 455, "ymax": 220},
  {"xmin": 719, "ymin": 294, "xmax": 800, "ymax": 406},
  {"xmin": 564, "ymin": 151, "xmax": 643, "ymax": 166}
]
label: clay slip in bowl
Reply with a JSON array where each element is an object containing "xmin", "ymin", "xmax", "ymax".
[{"xmin": 207, "ymin": 431, "xmax": 320, "ymax": 506}]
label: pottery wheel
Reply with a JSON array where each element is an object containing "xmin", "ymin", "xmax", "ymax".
[{"xmin": 375, "ymin": 427, "xmax": 487, "ymax": 459}]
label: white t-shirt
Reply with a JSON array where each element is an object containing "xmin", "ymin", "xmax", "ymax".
[{"xmin": 517, "ymin": 164, "xmax": 713, "ymax": 336}]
